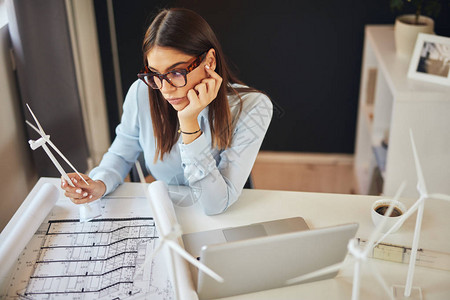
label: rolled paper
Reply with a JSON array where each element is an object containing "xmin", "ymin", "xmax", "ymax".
[
  {"xmin": 148, "ymin": 181, "xmax": 199, "ymax": 300},
  {"xmin": 0, "ymin": 183, "xmax": 59, "ymax": 282}
]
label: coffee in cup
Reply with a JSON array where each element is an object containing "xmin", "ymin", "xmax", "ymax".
[
  {"xmin": 371, "ymin": 199, "xmax": 406, "ymax": 233},
  {"xmin": 374, "ymin": 204, "xmax": 403, "ymax": 217}
]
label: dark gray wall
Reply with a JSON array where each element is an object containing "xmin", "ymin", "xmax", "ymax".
[
  {"xmin": 94, "ymin": 0, "xmax": 450, "ymax": 153},
  {"xmin": 7, "ymin": 0, "xmax": 89, "ymax": 176}
]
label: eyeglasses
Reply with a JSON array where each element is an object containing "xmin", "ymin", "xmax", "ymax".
[{"xmin": 138, "ymin": 52, "xmax": 207, "ymax": 89}]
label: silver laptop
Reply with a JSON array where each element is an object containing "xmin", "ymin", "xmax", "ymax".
[{"xmin": 182, "ymin": 218, "xmax": 358, "ymax": 299}]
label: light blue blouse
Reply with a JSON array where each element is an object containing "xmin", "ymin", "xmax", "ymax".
[{"xmin": 89, "ymin": 80, "xmax": 272, "ymax": 215}]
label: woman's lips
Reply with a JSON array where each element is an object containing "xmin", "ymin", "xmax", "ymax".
[{"xmin": 166, "ymin": 97, "xmax": 186, "ymax": 105}]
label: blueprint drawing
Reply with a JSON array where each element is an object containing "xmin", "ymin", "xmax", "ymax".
[{"xmin": 4, "ymin": 217, "xmax": 174, "ymax": 300}]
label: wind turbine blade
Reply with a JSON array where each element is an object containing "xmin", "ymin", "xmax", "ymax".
[
  {"xmin": 135, "ymin": 162, "xmax": 149, "ymax": 185},
  {"xmin": 286, "ymin": 259, "xmax": 350, "ymax": 285},
  {"xmin": 25, "ymin": 107, "xmax": 89, "ymax": 186},
  {"xmin": 428, "ymin": 193, "xmax": 450, "ymax": 202},
  {"xmin": 363, "ymin": 182, "xmax": 406, "ymax": 256},
  {"xmin": 133, "ymin": 240, "xmax": 164, "ymax": 280},
  {"xmin": 375, "ymin": 196, "xmax": 422, "ymax": 247},
  {"xmin": 165, "ymin": 237, "xmax": 224, "ymax": 283},
  {"xmin": 40, "ymin": 144, "xmax": 73, "ymax": 187},
  {"xmin": 45, "ymin": 139, "xmax": 89, "ymax": 185},
  {"xmin": 368, "ymin": 261, "xmax": 395, "ymax": 300},
  {"xmin": 409, "ymin": 129, "xmax": 428, "ymax": 195},
  {"xmin": 26, "ymin": 104, "xmax": 46, "ymax": 135},
  {"xmin": 25, "ymin": 120, "xmax": 41, "ymax": 136}
]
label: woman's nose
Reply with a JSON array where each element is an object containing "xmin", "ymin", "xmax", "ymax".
[{"xmin": 160, "ymin": 78, "xmax": 176, "ymax": 93}]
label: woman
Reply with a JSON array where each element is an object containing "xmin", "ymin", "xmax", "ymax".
[{"xmin": 61, "ymin": 8, "xmax": 272, "ymax": 215}]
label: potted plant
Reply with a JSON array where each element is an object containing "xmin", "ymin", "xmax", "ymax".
[{"xmin": 391, "ymin": 0, "xmax": 442, "ymax": 57}]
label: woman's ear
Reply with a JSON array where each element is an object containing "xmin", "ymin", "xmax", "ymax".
[{"xmin": 205, "ymin": 48, "xmax": 216, "ymax": 71}]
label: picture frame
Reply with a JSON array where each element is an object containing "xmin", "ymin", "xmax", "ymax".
[{"xmin": 407, "ymin": 33, "xmax": 450, "ymax": 86}]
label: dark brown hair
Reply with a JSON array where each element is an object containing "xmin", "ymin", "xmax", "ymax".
[{"xmin": 143, "ymin": 8, "xmax": 255, "ymax": 162}]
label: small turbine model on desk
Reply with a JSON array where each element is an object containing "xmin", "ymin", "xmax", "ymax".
[
  {"xmin": 286, "ymin": 182, "xmax": 407, "ymax": 300},
  {"xmin": 25, "ymin": 104, "xmax": 101, "ymax": 222},
  {"xmin": 374, "ymin": 130, "xmax": 450, "ymax": 299},
  {"xmin": 134, "ymin": 162, "xmax": 223, "ymax": 300}
]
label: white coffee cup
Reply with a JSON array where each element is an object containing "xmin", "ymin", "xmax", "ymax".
[{"xmin": 371, "ymin": 199, "xmax": 406, "ymax": 234}]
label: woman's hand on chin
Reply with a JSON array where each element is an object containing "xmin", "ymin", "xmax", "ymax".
[{"xmin": 177, "ymin": 66, "xmax": 223, "ymax": 123}]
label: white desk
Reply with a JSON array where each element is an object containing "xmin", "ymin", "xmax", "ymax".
[{"xmin": 2, "ymin": 178, "xmax": 450, "ymax": 299}]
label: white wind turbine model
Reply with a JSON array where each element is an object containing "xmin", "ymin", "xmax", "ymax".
[
  {"xmin": 374, "ymin": 130, "xmax": 450, "ymax": 299},
  {"xmin": 25, "ymin": 104, "xmax": 101, "ymax": 222},
  {"xmin": 286, "ymin": 182, "xmax": 406, "ymax": 300},
  {"xmin": 134, "ymin": 162, "xmax": 223, "ymax": 300}
]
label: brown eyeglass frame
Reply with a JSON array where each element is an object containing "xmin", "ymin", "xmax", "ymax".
[{"xmin": 138, "ymin": 52, "xmax": 207, "ymax": 89}]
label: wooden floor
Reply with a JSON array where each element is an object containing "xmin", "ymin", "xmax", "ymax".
[{"xmin": 251, "ymin": 151, "xmax": 356, "ymax": 194}]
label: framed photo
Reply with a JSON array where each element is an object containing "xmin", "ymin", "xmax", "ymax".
[{"xmin": 407, "ymin": 33, "xmax": 450, "ymax": 86}]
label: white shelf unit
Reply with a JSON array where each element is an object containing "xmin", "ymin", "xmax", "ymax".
[{"xmin": 354, "ymin": 25, "xmax": 450, "ymax": 198}]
